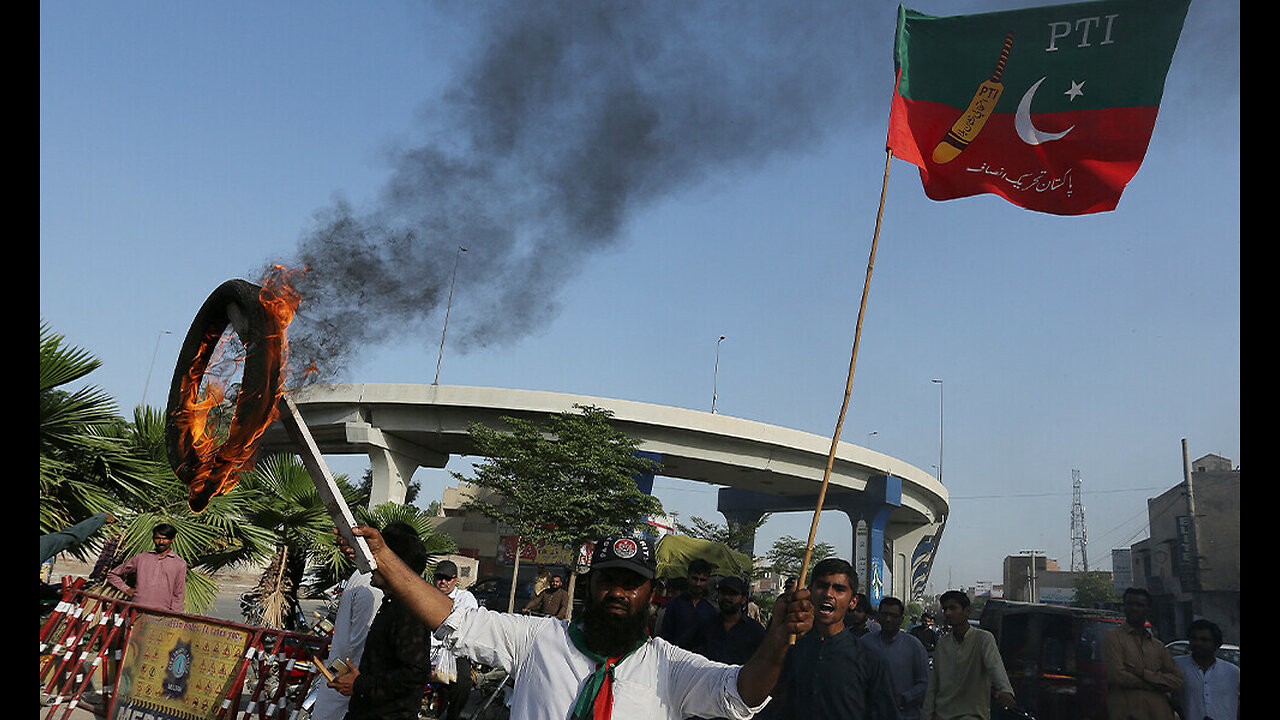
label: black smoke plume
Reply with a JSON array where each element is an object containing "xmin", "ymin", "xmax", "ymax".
[{"xmin": 265, "ymin": 0, "xmax": 880, "ymax": 383}]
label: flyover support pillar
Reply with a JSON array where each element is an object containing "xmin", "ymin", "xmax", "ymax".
[
  {"xmin": 716, "ymin": 488, "xmax": 785, "ymax": 559},
  {"xmin": 344, "ymin": 422, "xmax": 450, "ymax": 507},
  {"xmin": 716, "ymin": 479, "xmax": 904, "ymax": 606},
  {"xmin": 718, "ymin": 509, "xmax": 770, "ymax": 557},
  {"xmin": 884, "ymin": 523, "xmax": 940, "ymax": 603},
  {"xmin": 828, "ymin": 475, "xmax": 901, "ymax": 608}
]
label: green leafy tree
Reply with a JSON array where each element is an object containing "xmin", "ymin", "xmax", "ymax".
[
  {"xmin": 674, "ymin": 513, "xmax": 772, "ymax": 556},
  {"xmin": 456, "ymin": 404, "xmax": 665, "ymax": 617},
  {"xmin": 1073, "ymin": 570, "xmax": 1117, "ymax": 607},
  {"xmin": 765, "ymin": 534, "xmax": 836, "ymax": 584},
  {"xmin": 906, "ymin": 600, "xmax": 924, "ymax": 623}
]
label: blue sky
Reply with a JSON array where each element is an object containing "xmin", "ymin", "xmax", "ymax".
[{"xmin": 41, "ymin": 1, "xmax": 1238, "ymax": 594}]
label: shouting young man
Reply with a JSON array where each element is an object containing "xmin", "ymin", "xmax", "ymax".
[{"xmin": 772, "ymin": 558, "xmax": 899, "ymax": 719}]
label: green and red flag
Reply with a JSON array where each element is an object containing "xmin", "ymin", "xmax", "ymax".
[{"xmin": 887, "ymin": 0, "xmax": 1191, "ymax": 215}]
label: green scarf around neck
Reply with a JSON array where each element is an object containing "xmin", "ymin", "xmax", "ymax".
[{"xmin": 568, "ymin": 622, "xmax": 647, "ymax": 720}]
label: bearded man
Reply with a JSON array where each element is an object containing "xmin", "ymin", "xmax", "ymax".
[
  {"xmin": 1100, "ymin": 588, "xmax": 1182, "ymax": 720},
  {"xmin": 523, "ymin": 572, "xmax": 571, "ymax": 618},
  {"xmin": 691, "ymin": 576, "xmax": 767, "ymax": 665},
  {"xmin": 659, "ymin": 557, "xmax": 717, "ymax": 649},
  {"xmin": 337, "ymin": 527, "xmax": 812, "ymax": 720}
]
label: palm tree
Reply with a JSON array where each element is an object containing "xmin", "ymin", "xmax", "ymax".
[
  {"xmin": 83, "ymin": 403, "xmax": 282, "ymax": 615},
  {"xmin": 236, "ymin": 456, "xmax": 458, "ymax": 629},
  {"xmin": 41, "ymin": 321, "xmax": 458, "ymax": 624},
  {"xmin": 41, "ymin": 321, "xmax": 281, "ymax": 613},
  {"xmin": 40, "ymin": 321, "xmax": 166, "ymax": 535},
  {"xmin": 230, "ymin": 453, "xmax": 356, "ymax": 629},
  {"xmin": 300, "ymin": 499, "xmax": 459, "ymax": 593},
  {"xmin": 358, "ymin": 501, "xmax": 459, "ymax": 569}
]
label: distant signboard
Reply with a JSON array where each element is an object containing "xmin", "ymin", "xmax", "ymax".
[
  {"xmin": 1039, "ymin": 586, "xmax": 1076, "ymax": 605},
  {"xmin": 855, "ymin": 520, "xmax": 868, "ymax": 595},
  {"xmin": 498, "ymin": 536, "xmax": 576, "ymax": 567},
  {"xmin": 1111, "ymin": 549, "xmax": 1132, "ymax": 593},
  {"xmin": 1175, "ymin": 515, "xmax": 1199, "ymax": 590}
]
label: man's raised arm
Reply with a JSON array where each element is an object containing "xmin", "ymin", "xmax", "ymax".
[{"xmin": 338, "ymin": 526, "xmax": 455, "ymax": 629}]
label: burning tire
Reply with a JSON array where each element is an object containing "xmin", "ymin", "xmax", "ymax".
[{"xmin": 164, "ymin": 278, "xmax": 285, "ymax": 512}]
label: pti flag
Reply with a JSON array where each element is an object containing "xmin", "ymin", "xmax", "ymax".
[{"xmin": 886, "ymin": 0, "xmax": 1191, "ymax": 215}]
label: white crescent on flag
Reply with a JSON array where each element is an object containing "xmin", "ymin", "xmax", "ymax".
[{"xmin": 1016, "ymin": 76, "xmax": 1074, "ymax": 145}]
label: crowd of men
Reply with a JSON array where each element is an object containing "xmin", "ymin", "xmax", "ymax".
[
  {"xmin": 325, "ymin": 527, "xmax": 1032, "ymax": 720},
  {"xmin": 41, "ymin": 514, "xmax": 1239, "ymax": 720}
]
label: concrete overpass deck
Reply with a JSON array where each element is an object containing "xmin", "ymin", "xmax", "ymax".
[{"xmin": 258, "ymin": 383, "xmax": 949, "ymax": 601}]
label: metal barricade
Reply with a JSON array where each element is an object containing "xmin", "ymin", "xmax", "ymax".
[{"xmin": 39, "ymin": 583, "xmax": 331, "ymax": 720}]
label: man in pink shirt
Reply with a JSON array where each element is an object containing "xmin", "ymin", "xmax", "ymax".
[{"xmin": 106, "ymin": 523, "xmax": 187, "ymax": 613}]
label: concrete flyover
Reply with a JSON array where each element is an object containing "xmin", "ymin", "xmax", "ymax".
[{"xmin": 257, "ymin": 383, "xmax": 949, "ymax": 603}]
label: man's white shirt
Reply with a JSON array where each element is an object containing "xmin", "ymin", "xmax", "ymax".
[
  {"xmin": 1174, "ymin": 654, "xmax": 1239, "ymax": 720},
  {"xmin": 449, "ymin": 585, "xmax": 480, "ymax": 613},
  {"xmin": 311, "ymin": 571, "xmax": 384, "ymax": 720},
  {"xmin": 434, "ymin": 604, "xmax": 766, "ymax": 720},
  {"xmin": 431, "ymin": 585, "xmax": 480, "ymax": 669}
]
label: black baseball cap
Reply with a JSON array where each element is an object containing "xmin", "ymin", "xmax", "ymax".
[
  {"xmin": 434, "ymin": 560, "xmax": 458, "ymax": 579},
  {"xmin": 591, "ymin": 536, "xmax": 656, "ymax": 579},
  {"xmin": 717, "ymin": 576, "xmax": 748, "ymax": 596}
]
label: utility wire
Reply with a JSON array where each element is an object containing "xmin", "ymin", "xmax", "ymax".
[{"xmin": 948, "ymin": 485, "xmax": 1166, "ymax": 500}]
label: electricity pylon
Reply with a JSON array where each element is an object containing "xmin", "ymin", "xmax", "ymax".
[{"xmin": 1070, "ymin": 469, "xmax": 1089, "ymax": 572}]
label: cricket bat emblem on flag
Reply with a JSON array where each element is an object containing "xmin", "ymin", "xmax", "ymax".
[
  {"xmin": 932, "ymin": 31, "xmax": 1015, "ymax": 165},
  {"xmin": 887, "ymin": 0, "xmax": 1191, "ymax": 215}
]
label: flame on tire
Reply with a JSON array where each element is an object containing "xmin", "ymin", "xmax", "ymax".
[{"xmin": 167, "ymin": 266, "xmax": 306, "ymax": 511}]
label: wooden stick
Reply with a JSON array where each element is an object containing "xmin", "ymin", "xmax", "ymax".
[
  {"xmin": 793, "ymin": 148, "xmax": 893, "ymax": 641},
  {"xmin": 313, "ymin": 654, "xmax": 335, "ymax": 683},
  {"xmin": 276, "ymin": 394, "xmax": 378, "ymax": 574}
]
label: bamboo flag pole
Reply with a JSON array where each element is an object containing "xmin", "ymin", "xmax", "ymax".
[{"xmin": 792, "ymin": 148, "xmax": 893, "ymax": 641}]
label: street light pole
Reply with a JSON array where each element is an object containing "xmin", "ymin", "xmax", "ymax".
[
  {"xmin": 141, "ymin": 329, "xmax": 172, "ymax": 408},
  {"xmin": 712, "ymin": 335, "xmax": 725, "ymax": 414},
  {"xmin": 434, "ymin": 246, "xmax": 467, "ymax": 385},
  {"xmin": 1019, "ymin": 549, "xmax": 1043, "ymax": 602},
  {"xmin": 931, "ymin": 379, "xmax": 943, "ymax": 485}
]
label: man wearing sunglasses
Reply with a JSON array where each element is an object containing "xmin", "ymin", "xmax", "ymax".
[{"xmin": 431, "ymin": 560, "xmax": 479, "ymax": 720}]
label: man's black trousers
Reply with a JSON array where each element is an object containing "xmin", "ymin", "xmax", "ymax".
[{"xmin": 442, "ymin": 657, "xmax": 472, "ymax": 720}]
